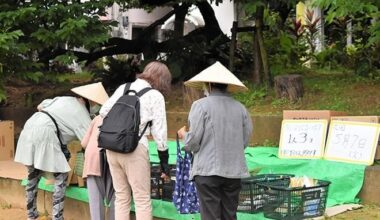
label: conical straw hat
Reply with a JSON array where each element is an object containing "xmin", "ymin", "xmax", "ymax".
[
  {"xmin": 71, "ymin": 82, "xmax": 109, "ymax": 105},
  {"xmin": 184, "ymin": 61, "xmax": 248, "ymax": 92}
]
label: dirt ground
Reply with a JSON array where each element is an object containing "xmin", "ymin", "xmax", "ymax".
[
  {"xmin": 0, "ymin": 207, "xmax": 26, "ymax": 220},
  {"xmin": 1, "ymin": 204, "xmax": 380, "ymax": 220},
  {"xmin": 327, "ymin": 205, "xmax": 380, "ymax": 219}
]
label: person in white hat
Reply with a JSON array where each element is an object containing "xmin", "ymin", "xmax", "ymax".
[
  {"xmin": 178, "ymin": 61, "xmax": 253, "ymax": 220},
  {"xmin": 72, "ymin": 83, "xmax": 116, "ymax": 220},
  {"xmin": 14, "ymin": 82, "xmax": 108, "ymax": 220},
  {"xmin": 71, "ymin": 82, "xmax": 109, "ymax": 118}
]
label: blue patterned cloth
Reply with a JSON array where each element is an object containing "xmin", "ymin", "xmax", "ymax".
[{"xmin": 173, "ymin": 137, "xmax": 200, "ymax": 214}]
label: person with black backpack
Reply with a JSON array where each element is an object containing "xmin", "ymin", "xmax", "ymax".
[{"xmin": 98, "ymin": 61, "xmax": 172, "ymax": 220}]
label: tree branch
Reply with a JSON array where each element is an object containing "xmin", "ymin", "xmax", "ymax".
[
  {"xmin": 196, "ymin": 1, "xmax": 220, "ymax": 28},
  {"xmin": 52, "ymin": 1, "xmax": 229, "ymax": 65},
  {"xmin": 139, "ymin": 0, "xmax": 174, "ymax": 6},
  {"xmin": 138, "ymin": 6, "xmax": 176, "ymax": 38}
]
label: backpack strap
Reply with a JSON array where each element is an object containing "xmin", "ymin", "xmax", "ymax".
[
  {"xmin": 136, "ymin": 87, "xmax": 152, "ymax": 97},
  {"xmin": 138, "ymin": 121, "xmax": 152, "ymax": 139},
  {"xmin": 123, "ymin": 83, "xmax": 132, "ymax": 95},
  {"xmin": 137, "ymin": 87, "xmax": 153, "ymax": 139},
  {"xmin": 122, "ymin": 86, "xmax": 152, "ymax": 139},
  {"xmin": 123, "ymin": 83, "xmax": 152, "ymax": 97}
]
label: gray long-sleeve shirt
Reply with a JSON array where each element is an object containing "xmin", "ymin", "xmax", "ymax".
[{"xmin": 184, "ymin": 90, "xmax": 253, "ymax": 179}]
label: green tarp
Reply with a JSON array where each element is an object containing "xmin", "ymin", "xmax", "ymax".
[
  {"xmin": 21, "ymin": 141, "xmax": 366, "ymax": 220},
  {"xmin": 243, "ymin": 147, "xmax": 366, "ymax": 207}
]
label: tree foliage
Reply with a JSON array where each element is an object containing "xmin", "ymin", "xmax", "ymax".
[
  {"xmin": 312, "ymin": 0, "xmax": 380, "ymax": 76},
  {"xmin": 0, "ymin": 0, "xmax": 231, "ymax": 101},
  {"xmin": 313, "ymin": 0, "xmax": 380, "ymax": 45},
  {"xmin": 0, "ymin": 0, "xmax": 119, "ymax": 74},
  {"xmin": 2, "ymin": 0, "xmax": 379, "ymax": 102},
  {"xmin": 238, "ymin": 0, "xmax": 302, "ymax": 86}
]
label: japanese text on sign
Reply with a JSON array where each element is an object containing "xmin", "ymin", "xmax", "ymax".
[
  {"xmin": 279, "ymin": 120, "xmax": 328, "ymax": 159},
  {"xmin": 325, "ymin": 121, "xmax": 380, "ymax": 165}
]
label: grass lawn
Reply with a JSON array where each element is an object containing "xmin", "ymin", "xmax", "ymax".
[{"xmin": 231, "ymin": 69, "xmax": 380, "ymax": 116}]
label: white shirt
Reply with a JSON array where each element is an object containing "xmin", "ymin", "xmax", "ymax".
[
  {"xmin": 39, "ymin": 96, "xmax": 91, "ymax": 144},
  {"xmin": 14, "ymin": 96, "xmax": 91, "ymax": 173},
  {"xmin": 99, "ymin": 79, "xmax": 168, "ymax": 151}
]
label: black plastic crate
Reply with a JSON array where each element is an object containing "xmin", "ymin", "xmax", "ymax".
[
  {"xmin": 150, "ymin": 163, "xmax": 162, "ymax": 199},
  {"xmin": 161, "ymin": 165, "xmax": 177, "ymax": 201},
  {"xmin": 258, "ymin": 179, "xmax": 330, "ymax": 220},
  {"xmin": 162, "ymin": 180, "xmax": 175, "ymax": 201},
  {"xmin": 237, "ymin": 174, "xmax": 294, "ymax": 213}
]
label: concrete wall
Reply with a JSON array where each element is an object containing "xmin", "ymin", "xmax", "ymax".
[
  {"xmin": 2, "ymin": 164, "xmax": 380, "ymax": 216},
  {"xmin": 2, "ymin": 108, "xmax": 380, "ymax": 206},
  {"xmin": 0, "ymin": 178, "xmax": 92, "ymax": 220},
  {"xmin": 359, "ymin": 165, "xmax": 380, "ymax": 205},
  {"xmin": 0, "ymin": 107, "xmax": 380, "ymax": 209},
  {"xmin": 166, "ymin": 112, "xmax": 282, "ymax": 146},
  {"xmin": 0, "ymin": 108, "xmax": 282, "ymax": 146},
  {"xmin": 0, "ymin": 178, "xmax": 25, "ymax": 209}
]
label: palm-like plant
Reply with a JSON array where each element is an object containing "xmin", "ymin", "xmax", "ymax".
[{"xmin": 303, "ymin": 9, "xmax": 321, "ymax": 54}]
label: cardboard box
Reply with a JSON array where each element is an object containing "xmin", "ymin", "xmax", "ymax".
[
  {"xmin": 331, "ymin": 116, "xmax": 380, "ymax": 123},
  {"xmin": 331, "ymin": 116, "xmax": 380, "ymax": 160},
  {"xmin": 67, "ymin": 140, "xmax": 85, "ymax": 186},
  {"xmin": 48, "ymin": 140, "xmax": 85, "ymax": 186},
  {"xmin": 283, "ymin": 110, "xmax": 347, "ymax": 121},
  {"xmin": 0, "ymin": 121, "xmax": 15, "ymax": 161}
]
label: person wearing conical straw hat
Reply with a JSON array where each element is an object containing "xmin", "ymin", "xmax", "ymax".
[
  {"xmin": 178, "ymin": 61, "xmax": 253, "ymax": 220},
  {"xmin": 14, "ymin": 82, "xmax": 108, "ymax": 220},
  {"xmin": 71, "ymin": 82, "xmax": 109, "ymax": 118},
  {"xmin": 72, "ymin": 83, "xmax": 116, "ymax": 220}
]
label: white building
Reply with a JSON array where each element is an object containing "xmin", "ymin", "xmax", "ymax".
[{"xmin": 101, "ymin": 1, "xmax": 236, "ymax": 41}]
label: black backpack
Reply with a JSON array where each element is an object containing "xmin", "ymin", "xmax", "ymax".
[{"xmin": 98, "ymin": 83, "xmax": 152, "ymax": 153}]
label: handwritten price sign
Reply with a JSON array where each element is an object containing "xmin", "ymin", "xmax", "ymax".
[
  {"xmin": 279, "ymin": 120, "xmax": 328, "ymax": 159},
  {"xmin": 325, "ymin": 121, "xmax": 380, "ymax": 165}
]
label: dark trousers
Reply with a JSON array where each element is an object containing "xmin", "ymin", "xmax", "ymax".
[{"xmin": 194, "ymin": 175, "xmax": 241, "ymax": 220}]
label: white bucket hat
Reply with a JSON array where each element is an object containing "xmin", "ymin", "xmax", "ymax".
[
  {"xmin": 71, "ymin": 82, "xmax": 109, "ymax": 105},
  {"xmin": 184, "ymin": 61, "xmax": 248, "ymax": 92}
]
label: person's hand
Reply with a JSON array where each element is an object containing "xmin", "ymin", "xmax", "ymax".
[
  {"xmin": 37, "ymin": 104, "xmax": 43, "ymax": 111},
  {"xmin": 177, "ymin": 126, "xmax": 187, "ymax": 139},
  {"xmin": 161, "ymin": 172, "xmax": 171, "ymax": 183}
]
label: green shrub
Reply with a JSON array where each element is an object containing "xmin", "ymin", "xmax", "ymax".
[
  {"xmin": 314, "ymin": 46, "xmax": 343, "ymax": 69},
  {"xmin": 234, "ymin": 84, "xmax": 267, "ymax": 108}
]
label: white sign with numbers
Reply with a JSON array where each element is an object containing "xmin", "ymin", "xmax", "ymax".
[
  {"xmin": 279, "ymin": 120, "xmax": 328, "ymax": 159},
  {"xmin": 324, "ymin": 121, "xmax": 380, "ymax": 165}
]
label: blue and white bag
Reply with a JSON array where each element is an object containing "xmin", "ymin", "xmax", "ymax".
[{"xmin": 172, "ymin": 136, "xmax": 200, "ymax": 214}]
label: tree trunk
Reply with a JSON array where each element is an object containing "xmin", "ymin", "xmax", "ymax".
[
  {"xmin": 252, "ymin": 34, "xmax": 261, "ymax": 84},
  {"xmin": 173, "ymin": 4, "xmax": 189, "ymax": 38},
  {"xmin": 274, "ymin": 74, "xmax": 304, "ymax": 102},
  {"xmin": 255, "ymin": 6, "xmax": 272, "ymax": 87},
  {"xmin": 229, "ymin": 21, "xmax": 238, "ymax": 72}
]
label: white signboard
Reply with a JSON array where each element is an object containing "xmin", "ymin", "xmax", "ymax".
[
  {"xmin": 324, "ymin": 121, "xmax": 380, "ymax": 165},
  {"xmin": 279, "ymin": 120, "xmax": 328, "ymax": 159}
]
